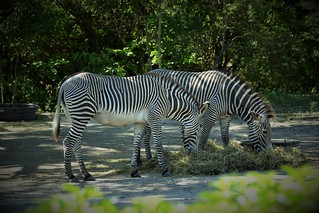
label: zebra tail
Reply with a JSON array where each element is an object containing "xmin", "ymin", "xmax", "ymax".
[{"xmin": 53, "ymin": 89, "xmax": 62, "ymax": 142}]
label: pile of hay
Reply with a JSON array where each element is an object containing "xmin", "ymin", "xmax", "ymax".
[{"xmin": 142, "ymin": 140, "xmax": 308, "ymax": 175}]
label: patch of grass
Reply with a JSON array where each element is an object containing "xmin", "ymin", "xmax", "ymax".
[{"xmin": 138, "ymin": 140, "xmax": 307, "ymax": 176}]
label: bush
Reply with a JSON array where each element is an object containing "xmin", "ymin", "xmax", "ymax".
[{"xmin": 27, "ymin": 165, "xmax": 319, "ymax": 213}]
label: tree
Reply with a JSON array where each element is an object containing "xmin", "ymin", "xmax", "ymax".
[{"xmin": 0, "ymin": 0, "xmax": 317, "ymax": 110}]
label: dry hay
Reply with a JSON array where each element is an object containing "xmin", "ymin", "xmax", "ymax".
[{"xmin": 141, "ymin": 140, "xmax": 308, "ymax": 175}]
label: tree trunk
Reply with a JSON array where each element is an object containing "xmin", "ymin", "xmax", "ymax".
[
  {"xmin": 157, "ymin": 2, "xmax": 162, "ymax": 68},
  {"xmin": 146, "ymin": 24, "xmax": 152, "ymax": 72}
]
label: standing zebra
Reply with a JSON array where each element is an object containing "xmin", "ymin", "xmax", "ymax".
[
  {"xmin": 53, "ymin": 72, "xmax": 209, "ymax": 182},
  {"xmin": 141, "ymin": 69, "xmax": 274, "ymax": 157}
]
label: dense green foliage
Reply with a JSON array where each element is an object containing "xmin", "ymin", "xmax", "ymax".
[
  {"xmin": 27, "ymin": 165, "xmax": 319, "ymax": 213},
  {"xmin": 1, "ymin": 0, "xmax": 318, "ymax": 110}
]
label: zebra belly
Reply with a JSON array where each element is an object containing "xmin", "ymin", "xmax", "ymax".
[{"xmin": 93, "ymin": 110, "xmax": 149, "ymax": 126}]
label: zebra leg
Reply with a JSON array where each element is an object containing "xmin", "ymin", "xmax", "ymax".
[
  {"xmin": 150, "ymin": 122, "xmax": 170, "ymax": 177},
  {"xmin": 73, "ymin": 140, "xmax": 95, "ymax": 181},
  {"xmin": 219, "ymin": 116, "xmax": 231, "ymax": 147},
  {"xmin": 63, "ymin": 121, "xmax": 92, "ymax": 182},
  {"xmin": 182, "ymin": 124, "xmax": 199, "ymax": 154},
  {"xmin": 136, "ymin": 145, "xmax": 142, "ymax": 166},
  {"xmin": 198, "ymin": 120, "xmax": 215, "ymax": 150},
  {"xmin": 136, "ymin": 124, "xmax": 152, "ymax": 166},
  {"xmin": 131, "ymin": 125, "xmax": 145, "ymax": 177},
  {"xmin": 143, "ymin": 125, "xmax": 152, "ymax": 160},
  {"xmin": 179, "ymin": 124, "xmax": 185, "ymax": 143},
  {"xmin": 63, "ymin": 135, "xmax": 78, "ymax": 182},
  {"xmin": 198, "ymin": 109, "xmax": 218, "ymax": 150},
  {"xmin": 136, "ymin": 129, "xmax": 142, "ymax": 166}
]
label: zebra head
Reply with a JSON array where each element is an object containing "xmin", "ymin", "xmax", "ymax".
[
  {"xmin": 249, "ymin": 112, "xmax": 273, "ymax": 152},
  {"xmin": 183, "ymin": 101, "xmax": 210, "ymax": 154}
]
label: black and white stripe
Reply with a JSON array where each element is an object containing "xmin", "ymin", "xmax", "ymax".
[
  {"xmin": 53, "ymin": 72, "xmax": 208, "ymax": 181},
  {"xmin": 146, "ymin": 69, "xmax": 274, "ymax": 153}
]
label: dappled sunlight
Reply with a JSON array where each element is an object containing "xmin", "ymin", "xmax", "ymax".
[
  {"xmin": 90, "ymin": 163, "xmax": 108, "ymax": 169},
  {"xmin": 38, "ymin": 163, "xmax": 63, "ymax": 170},
  {"xmin": 163, "ymin": 145, "xmax": 181, "ymax": 152},
  {"xmin": 83, "ymin": 173, "xmax": 213, "ymax": 205},
  {"xmin": 84, "ymin": 155, "xmax": 132, "ymax": 177},
  {"xmin": 0, "ymin": 113, "xmax": 318, "ymax": 212},
  {"xmin": 1, "ymin": 0, "xmax": 318, "ymax": 210},
  {"xmin": 107, "ymin": 158, "xmax": 131, "ymax": 163},
  {"xmin": 37, "ymin": 144, "xmax": 63, "ymax": 151},
  {"xmin": 82, "ymin": 146, "xmax": 120, "ymax": 154},
  {"xmin": 0, "ymin": 165, "xmax": 23, "ymax": 179}
]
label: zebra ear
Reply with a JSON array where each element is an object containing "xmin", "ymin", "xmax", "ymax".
[
  {"xmin": 251, "ymin": 112, "xmax": 263, "ymax": 122},
  {"xmin": 199, "ymin": 101, "xmax": 210, "ymax": 115}
]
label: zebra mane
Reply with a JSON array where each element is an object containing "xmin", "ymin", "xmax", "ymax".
[
  {"xmin": 146, "ymin": 72, "xmax": 201, "ymax": 108},
  {"xmin": 223, "ymin": 71, "xmax": 275, "ymax": 118}
]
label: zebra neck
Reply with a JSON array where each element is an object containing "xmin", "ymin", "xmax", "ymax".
[
  {"xmin": 166, "ymin": 92, "xmax": 188, "ymax": 120},
  {"xmin": 234, "ymin": 100, "xmax": 265, "ymax": 125}
]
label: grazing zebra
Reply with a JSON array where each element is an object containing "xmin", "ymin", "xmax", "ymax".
[
  {"xmin": 140, "ymin": 69, "xmax": 274, "ymax": 159},
  {"xmin": 52, "ymin": 72, "xmax": 209, "ymax": 182}
]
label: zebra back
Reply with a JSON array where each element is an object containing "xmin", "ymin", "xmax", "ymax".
[{"xmin": 58, "ymin": 72, "xmax": 204, "ymax": 125}]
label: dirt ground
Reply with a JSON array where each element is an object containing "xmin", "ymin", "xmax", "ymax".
[{"xmin": 0, "ymin": 112, "xmax": 319, "ymax": 213}]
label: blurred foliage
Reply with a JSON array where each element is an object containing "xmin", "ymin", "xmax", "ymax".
[
  {"xmin": 27, "ymin": 165, "xmax": 319, "ymax": 213},
  {"xmin": 0, "ymin": 0, "xmax": 318, "ymax": 110}
]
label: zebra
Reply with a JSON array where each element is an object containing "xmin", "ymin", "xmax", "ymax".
[
  {"xmin": 52, "ymin": 72, "xmax": 209, "ymax": 182},
  {"xmin": 140, "ymin": 69, "xmax": 274, "ymax": 160}
]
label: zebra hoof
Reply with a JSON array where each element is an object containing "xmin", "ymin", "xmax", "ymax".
[
  {"xmin": 131, "ymin": 170, "xmax": 141, "ymax": 178},
  {"xmin": 84, "ymin": 174, "xmax": 95, "ymax": 181},
  {"xmin": 137, "ymin": 159, "xmax": 143, "ymax": 166},
  {"xmin": 162, "ymin": 169, "xmax": 171, "ymax": 177},
  {"xmin": 69, "ymin": 176, "xmax": 80, "ymax": 183}
]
